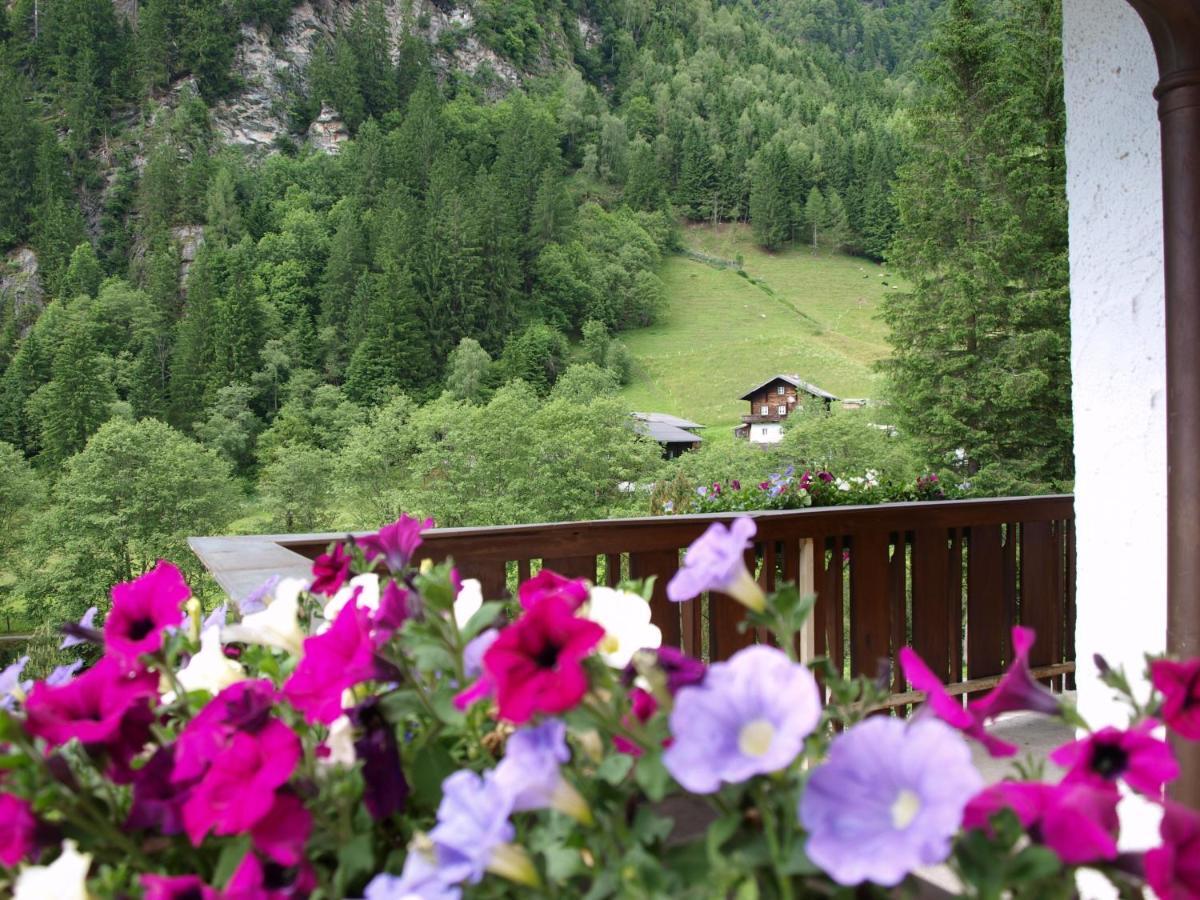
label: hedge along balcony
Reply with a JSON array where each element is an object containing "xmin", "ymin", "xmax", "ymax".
[{"xmin": 190, "ymin": 495, "xmax": 1076, "ymax": 706}]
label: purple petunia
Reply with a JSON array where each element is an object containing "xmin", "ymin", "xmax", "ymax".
[
  {"xmin": 493, "ymin": 719, "xmax": 590, "ymax": 822},
  {"xmin": 663, "ymin": 645, "xmax": 821, "ymax": 793},
  {"xmin": 359, "ymin": 515, "xmax": 434, "ymax": 575},
  {"xmin": 800, "ymin": 717, "xmax": 982, "ymax": 887},
  {"xmin": 237, "ymin": 576, "xmax": 281, "ymax": 616},
  {"xmin": 0, "ymin": 656, "xmax": 31, "ymax": 710},
  {"xmin": 430, "ymin": 770, "xmax": 516, "ymax": 885},
  {"xmin": 666, "ymin": 517, "xmax": 764, "ymax": 611},
  {"xmin": 364, "ymin": 853, "xmax": 462, "ymax": 900},
  {"xmin": 60, "ymin": 607, "xmax": 98, "ymax": 649}
]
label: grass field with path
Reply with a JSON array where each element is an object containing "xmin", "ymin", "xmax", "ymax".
[{"xmin": 617, "ymin": 224, "xmax": 901, "ymax": 433}]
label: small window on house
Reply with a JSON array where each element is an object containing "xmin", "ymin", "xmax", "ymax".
[
  {"xmin": 760, "ymin": 405, "xmax": 769, "ymax": 415},
  {"xmin": 777, "ymin": 385, "xmax": 785, "ymax": 395},
  {"xmin": 778, "ymin": 405, "xmax": 787, "ymax": 416},
  {"xmin": 761, "ymin": 427, "xmax": 768, "ymax": 436}
]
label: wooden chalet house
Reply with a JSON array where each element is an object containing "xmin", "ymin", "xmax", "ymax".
[
  {"xmin": 733, "ymin": 375, "xmax": 837, "ymax": 445},
  {"xmin": 631, "ymin": 412, "xmax": 704, "ymax": 459}
]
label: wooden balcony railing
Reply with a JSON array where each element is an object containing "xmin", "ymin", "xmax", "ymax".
[{"xmin": 191, "ymin": 495, "xmax": 1075, "ymax": 703}]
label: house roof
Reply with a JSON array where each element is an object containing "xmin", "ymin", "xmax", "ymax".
[
  {"xmin": 739, "ymin": 374, "xmax": 838, "ymax": 402},
  {"xmin": 631, "ymin": 412, "xmax": 705, "ymax": 430},
  {"xmin": 633, "ymin": 420, "xmax": 705, "ymax": 444}
]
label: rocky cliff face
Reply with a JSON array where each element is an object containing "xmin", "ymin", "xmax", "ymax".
[{"xmin": 0, "ymin": 249, "xmax": 43, "ymax": 335}]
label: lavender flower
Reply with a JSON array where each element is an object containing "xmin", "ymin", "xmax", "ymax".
[
  {"xmin": 800, "ymin": 717, "xmax": 982, "ymax": 886},
  {"xmin": 666, "ymin": 517, "xmax": 764, "ymax": 611},
  {"xmin": 364, "ymin": 852, "xmax": 461, "ymax": 900},
  {"xmin": 493, "ymin": 720, "xmax": 590, "ymax": 823},
  {"xmin": 0, "ymin": 656, "xmax": 30, "ymax": 710},
  {"xmin": 59, "ymin": 607, "xmax": 100, "ymax": 649},
  {"xmin": 663, "ymin": 645, "xmax": 821, "ymax": 793},
  {"xmin": 654, "ymin": 646, "xmax": 706, "ymax": 694},
  {"xmin": 46, "ymin": 660, "xmax": 84, "ymax": 687},
  {"xmin": 237, "ymin": 575, "xmax": 281, "ymax": 616},
  {"xmin": 462, "ymin": 628, "xmax": 499, "ymax": 679},
  {"xmin": 430, "ymin": 771, "xmax": 526, "ymax": 886},
  {"xmin": 201, "ymin": 603, "xmax": 227, "ymax": 633}
]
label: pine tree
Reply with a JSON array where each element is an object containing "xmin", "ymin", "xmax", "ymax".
[
  {"xmin": 209, "ymin": 238, "xmax": 263, "ymax": 391},
  {"xmin": 677, "ymin": 123, "xmax": 715, "ymax": 222},
  {"xmin": 804, "ymin": 187, "xmax": 828, "ymax": 250},
  {"xmin": 750, "ymin": 142, "xmax": 795, "ymax": 251},
  {"xmin": 0, "ymin": 68, "xmax": 38, "ymax": 249},
  {"xmin": 61, "ymin": 242, "xmax": 103, "ymax": 299},
  {"xmin": 624, "ymin": 137, "xmax": 667, "ymax": 212}
]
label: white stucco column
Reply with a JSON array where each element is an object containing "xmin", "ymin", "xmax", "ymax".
[{"xmin": 1063, "ymin": 0, "xmax": 1165, "ymax": 852}]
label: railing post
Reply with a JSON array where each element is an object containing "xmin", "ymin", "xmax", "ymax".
[{"xmin": 797, "ymin": 538, "xmax": 816, "ymax": 664}]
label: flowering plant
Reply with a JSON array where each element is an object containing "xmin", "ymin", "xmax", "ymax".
[{"xmin": 0, "ymin": 515, "xmax": 1194, "ymax": 898}]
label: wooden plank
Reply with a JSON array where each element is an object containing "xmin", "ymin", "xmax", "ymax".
[
  {"xmin": 814, "ymin": 536, "xmax": 845, "ymax": 673},
  {"xmin": 850, "ymin": 531, "xmax": 891, "ymax": 678},
  {"xmin": 517, "ymin": 558, "xmax": 531, "ymax": 586},
  {"xmin": 876, "ymin": 662, "xmax": 1077, "ymax": 709},
  {"xmin": 1065, "ymin": 518, "xmax": 1077, "ymax": 690},
  {"xmin": 1019, "ymin": 520, "xmax": 1058, "ymax": 669},
  {"xmin": 604, "ymin": 553, "xmax": 621, "ymax": 588},
  {"xmin": 541, "ymin": 555, "xmax": 597, "ymax": 581},
  {"xmin": 794, "ymin": 538, "xmax": 817, "ymax": 663},
  {"xmin": 709, "ymin": 548, "xmax": 758, "ymax": 661},
  {"xmin": 911, "ymin": 528, "xmax": 952, "ymax": 681},
  {"xmin": 456, "ymin": 558, "xmax": 509, "ymax": 602},
  {"xmin": 949, "ymin": 528, "xmax": 964, "ymax": 683},
  {"xmin": 889, "ymin": 534, "xmax": 907, "ymax": 692},
  {"xmin": 1003, "ymin": 522, "xmax": 1018, "ymax": 664},
  {"xmin": 630, "ymin": 549, "xmax": 682, "ymax": 650},
  {"xmin": 966, "ymin": 524, "xmax": 1006, "ymax": 679}
]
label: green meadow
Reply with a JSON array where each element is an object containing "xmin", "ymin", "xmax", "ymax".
[{"xmin": 617, "ymin": 224, "xmax": 900, "ymax": 432}]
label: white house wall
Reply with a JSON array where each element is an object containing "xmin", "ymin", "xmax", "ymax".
[{"xmin": 1063, "ymin": 0, "xmax": 1166, "ymax": 852}]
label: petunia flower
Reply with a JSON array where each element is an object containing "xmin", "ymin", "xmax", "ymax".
[
  {"xmin": 224, "ymin": 851, "xmax": 317, "ymax": 899},
  {"xmin": 517, "ymin": 569, "xmax": 590, "ymax": 612},
  {"xmin": 454, "ymin": 579, "xmax": 483, "ymax": 629},
  {"xmin": 237, "ymin": 575, "xmax": 281, "ymax": 616},
  {"xmin": 962, "ymin": 779, "xmax": 1120, "ymax": 864},
  {"xmin": 454, "ymin": 628, "xmax": 500, "ymax": 711},
  {"xmin": 359, "ymin": 515, "xmax": 433, "ymax": 574},
  {"xmin": 284, "ymin": 598, "xmax": 391, "ymax": 725},
  {"xmin": 430, "ymin": 770, "xmax": 537, "ymax": 887},
  {"xmin": 103, "ymin": 560, "xmax": 190, "ymax": 664},
  {"xmin": 374, "ymin": 578, "xmax": 412, "ymax": 637},
  {"xmin": 45, "ymin": 660, "xmax": 83, "ymax": 687},
  {"xmin": 221, "ymin": 578, "xmax": 306, "ymax": 656},
  {"xmin": 174, "ymin": 626, "xmax": 246, "ymax": 698},
  {"xmin": 182, "ymin": 718, "xmax": 301, "ymax": 845},
  {"xmin": 24, "ymin": 656, "xmax": 158, "ymax": 749},
  {"xmin": 613, "ymin": 687, "xmax": 658, "ymax": 757},
  {"xmin": 13, "ymin": 839, "xmax": 91, "ymax": 900},
  {"xmin": 319, "ymin": 715, "xmax": 357, "ymax": 769},
  {"xmin": 249, "ymin": 791, "xmax": 312, "ymax": 866},
  {"xmin": 59, "ymin": 607, "xmax": 97, "ymax": 649},
  {"xmin": 493, "ymin": 719, "xmax": 591, "ymax": 823},
  {"xmin": 365, "ymin": 850, "xmax": 461, "ymax": 900},
  {"xmin": 800, "ymin": 718, "xmax": 983, "ymax": 886},
  {"xmin": 666, "ymin": 517, "xmax": 764, "ymax": 612},
  {"xmin": 311, "ymin": 543, "xmax": 353, "ymax": 596},
  {"xmin": 201, "ymin": 603, "xmax": 226, "ymax": 633},
  {"xmin": 899, "ymin": 625, "xmax": 1059, "ymax": 758},
  {"xmin": 128, "ymin": 745, "xmax": 192, "ymax": 835},
  {"xmin": 663, "ymin": 645, "xmax": 821, "ymax": 793},
  {"xmin": 1144, "ymin": 801, "xmax": 1200, "ymax": 900},
  {"xmin": 0, "ymin": 655, "xmax": 31, "ymax": 710},
  {"xmin": 585, "ymin": 587, "xmax": 662, "ymax": 669},
  {"xmin": 653, "ymin": 646, "xmax": 707, "ymax": 694},
  {"xmin": 482, "ymin": 595, "xmax": 604, "ymax": 724},
  {"xmin": 140, "ymin": 874, "xmax": 220, "ymax": 900},
  {"xmin": 0, "ymin": 794, "xmax": 38, "ymax": 867},
  {"xmin": 351, "ymin": 698, "xmax": 409, "ymax": 821},
  {"xmin": 323, "ymin": 573, "xmax": 381, "ymax": 623},
  {"xmin": 1049, "ymin": 719, "xmax": 1178, "ymax": 796},
  {"xmin": 172, "ymin": 680, "xmax": 279, "ymax": 785},
  {"xmin": 1151, "ymin": 658, "xmax": 1200, "ymax": 740}
]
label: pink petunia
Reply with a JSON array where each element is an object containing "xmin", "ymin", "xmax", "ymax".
[
  {"xmin": 224, "ymin": 852, "xmax": 317, "ymax": 899},
  {"xmin": 172, "ymin": 680, "xmax": 278, "ymax": 785},
  {"xmin": 24, "ymin": 657, "xmax": 158, "ymax": 748},
  {"xmin": 613, "ymin": 687, "xmax": 658, "ymax": 757},
  {"xmin": 968, "ymin": 627, "xmax": 1062, "ymax": 721},
  {"xmin": 1145, "ymin": 801, "xmax": 1200, "ymax": 900},
  {"xmin": 103, "ymin": 561, "xmax": 190, "ymax": 664},
  {"xmin": 0, "ymin": 794, "xmax": 37, "ymax": 867},
  {"xmin": 250, "ymin": 792, "xmax": 312, "ymax": 866},
  {"xmin": 1049, "ymin": 719, "xmax": 1178, "ymax": 796},
  {"xmin": 1151, "ymin": 658, "xmax": 1200, "ymax": 741},
  {"xmin": 310, "ymin": 543, "xmax": 352, "ymax": 596},
  {"xmin": 358, "ymin": 515, "xmax": 433, "ymax": 574},
  {"xmin": 140, "ymin": 874, "xmax": 220, "ymax": 900},
  {"xmin": 517, "ymin": 569, "xmax": 589, "ymax": 612},
  {"xmin": 182, "ymin": 719, "xmax": 301, "ymax": 845},
  {"xmin": 483, "ymin": 594, "xmax": 603, "ymax": 724},
  {"xmin": 963, "ymin": 780, "xmax": 1120, "ymax": 865},
  {"xmin": 284, "ymin": 599, "xmax": 387, "ymax": 724}
]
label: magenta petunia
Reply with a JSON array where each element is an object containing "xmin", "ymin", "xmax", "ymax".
[
  {"xmin": 224, "ymin": 851, "xmax": 317, "ymax": 899},
  {"xmin": 1145, "ymin": 801, "xmax": 1200, "ymax": 900},
  {"xmin": 311, "ymin": 543, "xmax": 353, "ymax": 596},
  {"xmin": 128, "ymin": 745, "xmax": 192, "ymax": 835},
  {"xmin": 103, "ymin": 560, "xmax": 190, "ymax": 664},
  {"xmin": 182, "ymin": 718, "xmax": 301, "ymax": 845},
  {"xmin": 900, "ymin": 626, "xmax": 1059, "ymax": 758},
  {"xmin": 517, "ymin": 569, "xmax": 589, "ymax": 612},
  {"xmin": 453, "ymin": 628, "xmax": 500, "ymax": 712},
  {"xmin": 0, "ymin": 794, "xmax": 37, "ymax": 867},
  {"xmin": 1151, "ymin": 658, "xmax": 1200, "ymax": 741},
  {"xmin": 249, "ymin": 791, "xmax": 312, "ymax": 866},
  {"xmin": 666, "ymin": 517, "xmax": 764, "ymax": 611},
  {"xmin": 963, "ymin": 780, "xmax": 1120, "ymax": 865},
  {"xmin": 359, "ymin": 515, "xmax": 433, "ymax": 574},
  {"xmin": 140, "ymin": 874, "xmax": 220, "ymax": 900},
  {"xmin": 613, "ymin": 687, "xmax": 658, "ymax": 757},
  {"xmin": 483, "ymin": 595, "xmax": 603, "ymax": 724},
  {"xmin": 24, "ymin": 656, "xmax": 158, "ymax": 748},
  {"xmin": 350, "ymin": 698, "xmax": 409, "ymax": 821},
  {"xmin": 1049, "ymin": 719, "xmax": 1178, "ymax": 796},
  {"xmin": 284, "ymin": 599, "xmax": 388, "ymax": 724},
  {"xmin": 373, "ymin": 578, "xmax": 412, "ymax": 638},
  {"xmin": 173, "ymin": 680, "xmax": 278, "ymax": 785}
]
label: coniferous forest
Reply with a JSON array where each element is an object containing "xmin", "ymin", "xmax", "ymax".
[{"xmin": 0, "ymin": 0, "xmax": 1070, "ymax": 621}]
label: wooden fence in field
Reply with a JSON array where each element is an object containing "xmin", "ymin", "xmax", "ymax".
[{"xmin": 191, "ymin": 495, "xmax": 1075, "ymax": 702}]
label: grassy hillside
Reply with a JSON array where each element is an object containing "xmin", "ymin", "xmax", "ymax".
[{"xmin": 617, "ymin": 224, "xmax": 901, "ymax": 432}]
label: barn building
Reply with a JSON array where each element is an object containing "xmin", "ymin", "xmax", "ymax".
[{"xmin": 631, "ymin": 412, "xmax": 704, "ymax": 459}]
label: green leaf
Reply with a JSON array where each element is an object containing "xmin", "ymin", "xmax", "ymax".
[
  {"xmin": 596, "ymin": 753, "xmax": 634, "ymax": 786},
  {"xmin": 705, "ymin": 812, "xmax": 741, "ymax": 862},
  {"xmin": 213, "ymin": 835, "xmax": 252, "ymax": 887},
  {"xmin": 408, "ymin": 743, "xmax": 458, "ymax": 809},
  {"xmin": 334, "ymin": 833, "xmax": 376, "ymax": 895},
  {"xmin": 632, "ymin": 807, "xmax": 675, "ymax": 844},
  {"xmin": 633, "ymin": 748, "xmax": 672, "ymax": 802},
  {"xmin": 461, "ymin": 601, "xmax": 505, "ymax": 640},
  {"xmin": 779, "ymin": 839, "xmax": 818, "ymax": 876},
  {"xmin": 734, "ymin": 879, "xmax": 760, "ymax": 900},
  {"xmin": 1007, "ymin": 845, "xmax": 1063, "ymax": 883}
]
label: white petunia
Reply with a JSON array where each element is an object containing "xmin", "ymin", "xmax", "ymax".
[
  {"xmin": 14, "ymin": 839, "xmax": 91, "ymax": 900},
  {"xmin": 323, "ymin": 573, "xmax": 381, "ymax": 622},
  {"xmin": 320, "ymin": 715, "xmax": 357, "ymax": 769},
  {"xmin": 176, "ymin": 626, "xmax": 246, "ymax": 697},
  {"xmin": 454, "ymin": 578, "xmax": 483, "ymax": 629},
  {"xmin": 221, "ymin": 577, "xmax": 307, "ymax": 655},
  {"xmin": 585, "ymin": 587, "xmax": 663, "ymax": 669}
]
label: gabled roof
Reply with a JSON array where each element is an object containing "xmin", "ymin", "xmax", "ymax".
[
  {"xmin": 631, "ymin": 412, "xmax": 705, "ymax": 430},
  {"xmin": 633, "ymin": 420, "xmax": 705, "ymax": 444},
  {"xmin": 739, "ymin": 374, "xmax": 838, "ymax": 402}
]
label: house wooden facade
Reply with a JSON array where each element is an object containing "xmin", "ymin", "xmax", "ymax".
[{"xmin": 733, "ymin": 375, "xmax": 837, "ymax": 444}]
